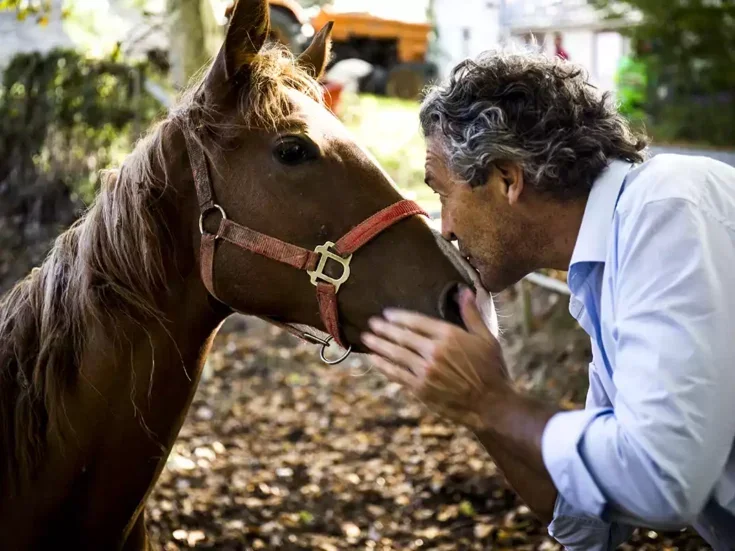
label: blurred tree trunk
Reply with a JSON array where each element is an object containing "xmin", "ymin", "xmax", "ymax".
[{"xmin": 167, "ymin": 0, "xmax": 223, "ymax": 89}]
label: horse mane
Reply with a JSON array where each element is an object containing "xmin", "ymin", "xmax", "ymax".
[{"xmin": 0, "ymin": 43, "xmax": 323, "ymax": 494}]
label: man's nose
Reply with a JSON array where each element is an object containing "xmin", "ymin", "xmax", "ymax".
[{"xmin": 441, "ymin": 212, "xmax": 457, "ymax": 242}]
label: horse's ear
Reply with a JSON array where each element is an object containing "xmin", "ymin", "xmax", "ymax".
[
  {"xmin": 219, "ymin": 0, "xmax": 271, "ymax": 82},
  {"xmin": 297, "ymin": 21, "xmax": 334, "ymax": 80}
]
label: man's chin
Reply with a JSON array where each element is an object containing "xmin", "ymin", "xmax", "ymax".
[
  {"xmin": 477, "ymin": 268, "xmax": 501, "ymax": 294},
  {"xmin": 478, "ymin": 267, "xmax": 523, "ymax": 294}
]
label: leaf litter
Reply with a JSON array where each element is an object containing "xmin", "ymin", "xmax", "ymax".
[{"xmin": 147, "ymin": 315, "xmax": 711, "ymax": 550}]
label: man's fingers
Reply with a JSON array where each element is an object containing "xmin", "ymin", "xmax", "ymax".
[
  {"xmin": 459, "ymin": 287, "xmax": 495, "ymax": 341},
  {"xmin": 382, "ymin": 308, "xmax": 454, "ymax": 338},
  {"xmin": 369, "ymin": 355, "xmax": 418, "ymax": 388},
  {"xmin": 368, "ymin": 317, "xmax": 435, "ymax": 359},
  {"xmin": 361, "ymin": 332, "xmax": 427, "ymax": 372}
]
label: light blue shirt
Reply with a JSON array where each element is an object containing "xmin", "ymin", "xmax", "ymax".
[{"xmin": 541, "ymin": 154, "xmax": 735, "ymax": 550}]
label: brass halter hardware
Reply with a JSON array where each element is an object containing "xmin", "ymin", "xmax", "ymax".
[{"xmin": 307, "ymin": 241, "xmax": 353, "ymax": 293}]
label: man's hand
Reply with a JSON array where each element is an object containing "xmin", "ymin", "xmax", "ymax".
[
  {"xmin": 362, "ymin": 285, "xmax": 560, "ymax": 523},
  {"xmin": 361, "ymin": 286, "xmax": 513, "ymax": 432}
]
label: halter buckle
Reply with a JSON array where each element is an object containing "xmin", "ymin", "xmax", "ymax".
[{"xmin": 307, "ymin": 241, "xmax": 352, "ymax": 293}]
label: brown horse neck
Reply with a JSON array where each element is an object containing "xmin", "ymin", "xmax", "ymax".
[
  {"xmin": 68, "ymin": 140, "xmax": 234, "ymax": 544},
  {"xmin": 0, "ymin": 119, "xmax": 232, "ymax": 548},
  {"xmin": 79, "ymin": 120, "xmax": 232, "ymax": 444}
]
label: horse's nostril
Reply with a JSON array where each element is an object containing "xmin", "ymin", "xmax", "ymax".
[{"xmin": 438, "ymin": 282, "xmax": 466, "ymax": 329}]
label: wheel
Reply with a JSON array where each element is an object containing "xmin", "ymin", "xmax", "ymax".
[
  {"xmin": 385, "ymin": 62, "xmax": 439, "ymax": 100},
  {"xmin": 386, "ymin": 65, "xmax": 424, "ymax": 99},
  {"xmin": 358, "ymin": 67, "xmax": 389, "ymax": 95}
]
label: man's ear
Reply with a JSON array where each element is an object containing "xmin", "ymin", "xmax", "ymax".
[
  {"xmin": 297, "ymin": 22, "xmax": 334, "ymax": 80},
  {"xmin": 205, "ymin": 0, "xmax": 270, "ymax": 93},
  {"xmin": 494, "ymin": 162, "xmax": 525, "ymax": 205}
]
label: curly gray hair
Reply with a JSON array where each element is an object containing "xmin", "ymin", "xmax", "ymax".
[{"xmin": 419, "ymin": 49, "xmax": 649, "ymax": 200}]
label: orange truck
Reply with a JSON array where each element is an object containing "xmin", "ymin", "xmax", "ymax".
[{"xmin": 266, "ymin": 1, "xmax": 438, "ymax": 100}]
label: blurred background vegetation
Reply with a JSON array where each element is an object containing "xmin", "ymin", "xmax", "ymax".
[
  {"xmin": 0, "ymin": 2, "xmax": 730, "ymax": 548},
  {"xmin": 592, "ymin": 0, "xmax": 735, "ymax": 147}
]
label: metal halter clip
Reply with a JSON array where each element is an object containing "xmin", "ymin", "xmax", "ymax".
[
  {"xmin": 319, "ymin": 337, "xmax": 353, "ymax": 366},
  {"xmin": 306, "ymin": 241, "xmax": 353, "ymax": 293},
  {"xmin": 299, "ymin": 332, "xmax": 352, "ymax": 365}
]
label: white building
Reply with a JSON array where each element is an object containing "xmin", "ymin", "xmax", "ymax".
[
  {"xmin": 431, "ymin": 0, "xmax": 502, "ymax": 79},
  {"xmin": 431, "ymin": 0, "xmax": 638, "ymax": 93},
  {"xmin": 503, "ymin": 0, "xmax": 638, "ymax": 93}
]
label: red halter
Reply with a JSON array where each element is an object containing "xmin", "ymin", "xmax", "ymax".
[{"xmin": 181, "ymin": 126, "xmax": 428, "ymax": 363}]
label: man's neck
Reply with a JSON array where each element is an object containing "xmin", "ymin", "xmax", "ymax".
[{"xmin": 531, "ymin": 194, "xmax": 588, "ymax": 272}]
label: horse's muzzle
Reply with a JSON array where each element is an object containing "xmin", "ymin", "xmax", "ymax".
[
  {"xmin": 433, "ymin": 229, "xmax": 499, "ymax": 337},
  {"xmin": 438, "ymin": 281, "xmax": 469, "ymax": 330}
]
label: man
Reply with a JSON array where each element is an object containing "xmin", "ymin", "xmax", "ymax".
[
  {"xmin": 361, "ymin": 49, "xmax": 735, "ymax": 550},
  {"xmin": 554, "ymin": 32, "xmax": 569, "ymax": 60}
]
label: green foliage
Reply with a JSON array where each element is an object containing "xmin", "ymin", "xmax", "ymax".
[
  {"xmin": 590, "ymin": 0, "xmax": 735, "ymax": 146},
  {"xmin": 340, "ymin": 94, "xmax": 440, "ymax": 214},
  {"xmin": 0, "ymin": 48, "xmax": 162, "ymax": 203},
  {"xmin": 0, "ymin": 48, "xmax": 164, "ymax": 291}
]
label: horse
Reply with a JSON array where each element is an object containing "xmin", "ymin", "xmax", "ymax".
[{"xmin": 0, "ymin": 0, "xmax": 485, "ymax": 548}]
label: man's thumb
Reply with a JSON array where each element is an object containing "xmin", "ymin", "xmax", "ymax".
[{"xmin": 459, "ymin": 286, "xmax": 494, "ymax": 340}]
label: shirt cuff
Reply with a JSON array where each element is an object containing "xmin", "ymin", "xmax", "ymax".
[
  {"xmin": 548, "ymin": 493, "xmax": 634, "ymax": 551},
  {"xmin": 542, "ymin": 408, "xmax": 613, "ymax": 520}
]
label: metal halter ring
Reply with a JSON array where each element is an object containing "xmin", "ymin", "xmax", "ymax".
[
  {"xmin": 199, "ymin": 204, "xmax": 227, "ymax": 236},
  {"xmin": 300, "ymin": 332, "xmax": 353, "ymax": 365},
  {"xmin": 320, "ymin": 338, "xmax": 353, "ymax": 366}
]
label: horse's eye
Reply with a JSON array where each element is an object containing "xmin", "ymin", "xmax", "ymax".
[{"xmin": 274, "ymin": 137, "xmax": 315, "ymax": 166}]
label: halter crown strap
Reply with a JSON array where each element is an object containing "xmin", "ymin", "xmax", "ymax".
[
  {"xmin": 180, "ymin": 122, "xmax": 428, "ymax": 357},
  {"xmin": 335, "ymin": 200, "xmax": 427, "ymax": 255}
]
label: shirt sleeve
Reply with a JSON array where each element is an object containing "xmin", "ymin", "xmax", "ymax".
[{"xmin": 542, "ymin": 197, "xmax": 735, "ymax": 529}]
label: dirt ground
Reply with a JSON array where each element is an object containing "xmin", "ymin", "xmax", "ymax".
[{"xmin": 146, "ymin": 298, "xmax": 712, "ymax": 551}]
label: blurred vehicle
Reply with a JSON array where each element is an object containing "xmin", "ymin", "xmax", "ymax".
[
  {"xmin": 224, "ymin": 0, "xmax": 344, "ymax": 114},
  {"xmin": 226, "ymin": 0, "xmax": 437, "ymax": 109},
  {"xmin": 243, "ymin": 1, "xmax": 436, "ymax": 101},
  {"xmin": 311, "ymin": 8, "xmax": 437, "ymax": 100},
  {"xmin": 224, "ymin": 0, "xmax": 313, "ymax": 53},
  {"xmin": 262, "ymin": 0, "xmax": 315, "ymax": 54}
]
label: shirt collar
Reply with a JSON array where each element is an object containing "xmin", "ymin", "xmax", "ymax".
[{"xmin": 569, "ymin": 159, "xmax": 634, "ymax": 268}]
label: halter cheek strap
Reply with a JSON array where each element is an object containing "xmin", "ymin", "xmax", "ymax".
[{"xmin": 181, "ymin": 125, "xmax": 428, "ymax": 362}]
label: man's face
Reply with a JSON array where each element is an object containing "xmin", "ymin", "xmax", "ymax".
[{"xmin": 424, "ymin": 138, "xmax": 537, "ymax": 293}]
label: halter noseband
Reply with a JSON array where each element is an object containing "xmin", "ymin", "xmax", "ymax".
[{"xmin": 181, "ymin": 125, "xmax": 428, "ymax": 364}]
